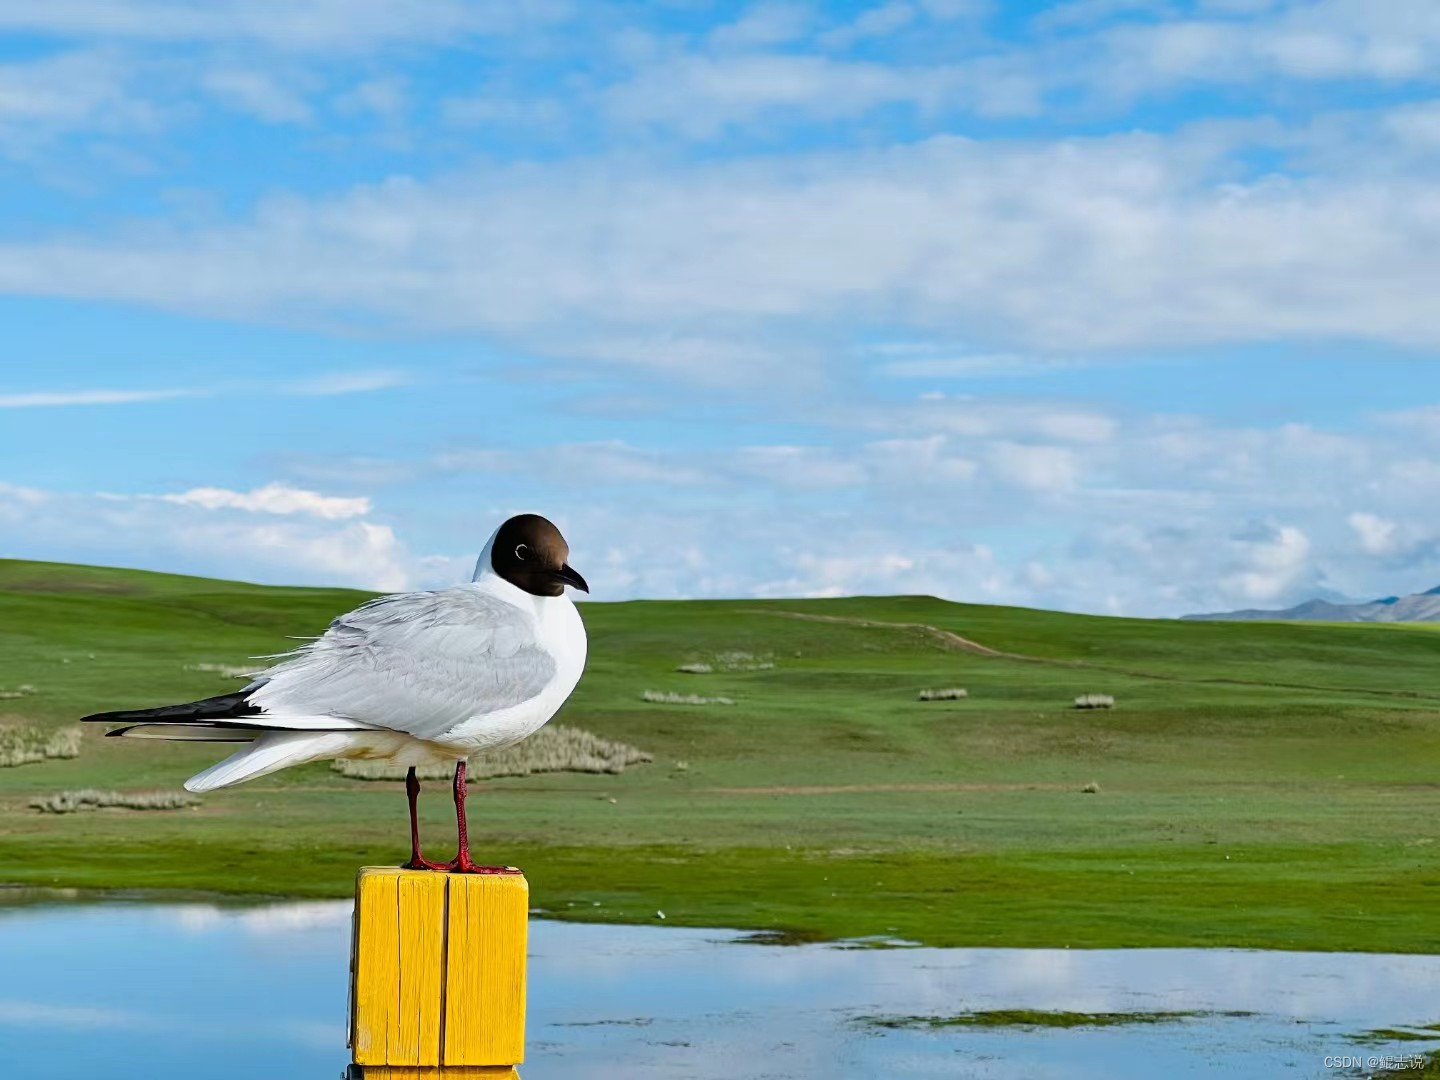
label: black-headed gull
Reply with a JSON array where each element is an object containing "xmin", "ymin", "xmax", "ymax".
[{"xmin": 82, "ymin": 513, "xmax": 589, "ymax": 873}]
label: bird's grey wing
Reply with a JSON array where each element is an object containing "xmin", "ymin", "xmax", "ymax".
[{"xmin": 247, "ymin": 587, "xmax": 556, "ymax": 740}]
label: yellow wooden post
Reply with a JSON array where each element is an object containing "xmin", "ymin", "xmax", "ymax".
[
  {"xmin": 350, "ymin": 1069, "xmax": 519, "ymax": 1079},
  {"xmin": 349, "ymin": 1069, "xmax": 519, "ymax": 1079},
  {"xmin": 350, "ymin": 867, "xmax": 528, "ymax": 1073}
]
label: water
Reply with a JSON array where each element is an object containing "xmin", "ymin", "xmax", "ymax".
[{"xmin": 0, "ymin": 890, "xmax": 1436, "ymax": 1079}]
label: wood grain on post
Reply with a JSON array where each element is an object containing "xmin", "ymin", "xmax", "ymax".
[{"xmin": 350, "ymin": 867, "xmax": 528, "ymax": 1069}]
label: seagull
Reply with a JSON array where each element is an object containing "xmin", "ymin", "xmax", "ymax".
[{"xmin": 82, "ymin": 513, "xmax": 589, "ymax": 874}]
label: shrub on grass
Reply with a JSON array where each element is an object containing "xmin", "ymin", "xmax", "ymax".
[
  {"xmin": 0, "ymin": 724, "xmax": 82, "ymax": 768},
  {"xmin": 331, "ymin": 724, "xmax": 653, "ymax": 781},
  {"xmin": 31, "ymin": 789, "xmax": 199, "ymax": 813},
  {"xmin": 185, "ymin": 662, "xmax": 257, "ymax": 679},
  {"xmin": 1074, "ymin": 694, "xmax": 1116, "ymax": 709},
  {"xmin": 641, "ymin": 690, "xmax": 735, "ymax": 706},
  {"xmin": 917, "ymin": 688, "xmax": 968, "ymax": 701},
  {"xmin": 715, "ymin": 650, "xmax": 774, "ymax": 671},
  {"xmin": 677, "ymin": 651, "xmax": 774, "ymax": 673},
  {"xmin": 1081, "ymin": 781, "xmax": 1100, "ymax": 794}
]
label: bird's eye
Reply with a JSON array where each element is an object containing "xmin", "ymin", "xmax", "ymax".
[{"xmin": 515, "ymin": 544, "xmax": 528, "ymax": 561}]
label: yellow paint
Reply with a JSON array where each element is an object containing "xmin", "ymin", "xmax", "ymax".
[
  {"xmin": 396, "ymin": 871, "xmax": 447, "ymax": 1062},
  {"xmin": 351, "ymin": 868, "xmax": 528, "ymax": 1067},
  {"xmin": 444, "ymin": 872, "xmax": 528, "ymax": 1065},
  {"xmin": 352, "ymin": 1068, "xmax": 519, "ymax": 1079},
  {"xmin": 353, "ymin": 869, "xmax": 401, "ymax": 1064}
]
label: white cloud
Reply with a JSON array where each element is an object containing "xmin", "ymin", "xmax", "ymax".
[
  {"xmin": 336, "ymin": 77, "xmax": 408, "ymax": 124},
  {"xmin": 594, "ymin": 406, "xmax": 1440, "ymax": 612},
  {"xmin": 0, "ymin": 50, "xmax": 143, "ymax": 125},
  {"xmin": 0, "ymin": 481, "xmax": 450, "ymax": 591},
  {"xmin": 750, "ymin": 540, "xmax": 1002, "ymax": 601},
  {"xmin": 603, "ymin": 54, "xmax": 969, "ymax": 138},
  {"xmin": 0, "ymin": 4, "xmax": 571, "ymax": 160},
  {"xmin": 852, "ymin": 398, "xmax": 1118, "ymax": 445},
  {"xmin": 284, "ymin": 369, "xmax": 408, "ymax": 395},
  {"xmin": 1023, "ymin": 559, "xmax": 1054, "ymax": 589},
  {"xmin": 0, "ymin": 49, "xmax": 164, "ymax": 154},
  {"xmin": 17, "ymin": 4, "xmax": 1440, "ymax": 621},
  {"xmin": 201, "ymin": 68, "xmax": 312, "ymax": 123},
  {"xmin": 434, "ymin": 442, "xmax": 712, "ymax": 488},
  {"xmin": 732, "ymin": 445, "xmax": 867, "ymax": 488},
  {"xmin": 987, "ymin": 442, "xmax": 1080, "ymax": 493},
  {"xmin": 862, "ymin": 435, "xmax": 979, "ymax": 486},
  {"xmin": 874, "ymin": 346, "xmax": 1080, "ymax": 379},
  {"xmin": 764, "ymin": 551, "xmax": 918, "ymax": 599},
  {"xmin": 9, "ymin": 384, "xmax": 1440, "ymax": 614},
  {"xmin": 0, "ymin": 387, "xmax": 194, "ymax": 408},
  {"xmin": 582, "ymin": 2, "xmax": 1440, "ymax": 141},
  {"xmin": 0, "ymin": 370, "xmax": 404, "ymax": 410},
  {"xmin": 235, "ymin": 391, "xmax": 1440, "ymax": 615},
  {"xmin": 820, "ymin": 2, "xmax": 920, "ymax": 50},
  {"xmin": 1375, "ymin": 404, "xmax": 1440, "ymax": 438},
  {"xmin": 1348, "ymin": 511, "xmax": 1398, "ymax": 555},
  {"xmin": 439, "ymin": 92, "xmax": 568, "ymax": 133},
  {"xmin": 1220, "ymin": 523, "xmax": 1313, "ymax": 602},
  {"xmin": 0, "ymin": 481, "xmax": 48, "ymax": 504},
  {"xmin": 196, "ymin": 518, "xmax": 415, "ymax": 591},
  {"xmin": 10, "ymin": 111, "xmax": 1440, "ymax": 375},
  {"xmin": 159, "ymin": 483, "xmax": 371, "ymax": 519},
  {"xmin": 708, "ymin": 4, "xmax": 814, "ymax": 52},
  {"xmin": 1033, "ymin": 0, "xmax": 1171, "ymax": 33},
  {"xmin": 6, "ymin": 0, "xmax": 1440, "ymax": 170},
  {"xmin": 0, "ymin": 1, "xmax": 570, "ymax": 50},
  {"xmin": 1084, "ymin": 1, "xmax": 1440, "ymax": 93},
  {"xmin": 0, "ymin": 999, "xmax": 138, "ymax": 1030}
]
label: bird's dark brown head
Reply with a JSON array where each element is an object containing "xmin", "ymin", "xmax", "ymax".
[{"xmin": 490, "ymin": 514, "xmax": 589, "ymax": 597}]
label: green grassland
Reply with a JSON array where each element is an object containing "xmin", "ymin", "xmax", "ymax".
[{"xmin": 2, "ymin": 557, "xmax": 1439, "ymax": 951}]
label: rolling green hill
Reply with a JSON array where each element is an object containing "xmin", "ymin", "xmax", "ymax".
[{"xmin": 2, "ymin": 557, "xmax": 1439, "ymax": 952}]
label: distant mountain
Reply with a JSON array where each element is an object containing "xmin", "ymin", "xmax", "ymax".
[{"xmin": 1184, "ymin": 585, "xmax": 1440, "ymax": 622}]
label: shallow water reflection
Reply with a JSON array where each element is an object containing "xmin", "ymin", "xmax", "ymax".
[{"xmin": 0, "ymin": 890, "xmax": 1435, "ymax": 1079}]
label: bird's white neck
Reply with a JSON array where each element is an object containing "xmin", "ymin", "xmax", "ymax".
[
  {"xmin": 471, "ymin": 522, "xmax": 578, "ymax": 619},
  {"xmin": 472, "ymin": 526, "xmax": 500, "ymax": 583},
  {"xmin": 472, "ymin": 558, "xmax": 570, "ymax": 621}
]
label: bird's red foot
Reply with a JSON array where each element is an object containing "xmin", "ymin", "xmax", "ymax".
[
  {"xmin": 445, "ymin": 854, "xmax": 523, "ymax": 875},
  {"xmin": 402, "ymin": 856, "xmax": 451, "ymax": 871}
]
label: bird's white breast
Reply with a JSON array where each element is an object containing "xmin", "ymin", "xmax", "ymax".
[{"xmin": 440, "ymin": 581, "xmax": 587, "ymax": 754}]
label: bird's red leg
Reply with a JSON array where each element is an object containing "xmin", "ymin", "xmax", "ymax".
[
  {"xmin": 401, "ymin": 766, "xmax": 447, "ymax": 871},
  {"xmin": 445, "ymin": 759, "xmax": 521, "ymax": 875}
]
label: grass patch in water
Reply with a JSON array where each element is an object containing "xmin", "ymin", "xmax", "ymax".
[
  {"xmin": 862, "ymin": 1009, "xmax": 1255, "ymax": 1030},
  {"xmin": 734, "ymin": 927, "xmax": 834, "ymax": 946},
  {"xmin": 1349, "ymin": 1025, "xmax": 1440, "ymax": 1045}
]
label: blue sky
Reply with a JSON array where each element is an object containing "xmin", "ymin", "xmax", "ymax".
[{"xmin": 4, "ymin": 0, "xmax": 1440, "ymax": 616}]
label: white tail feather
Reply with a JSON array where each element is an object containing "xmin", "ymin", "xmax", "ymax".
[
  {"xmin": 215, "ymin": 713, "xmax": 377, "ymax": 731},
  {"xmin": 185, "ymin": 731, "xmax": 360, "ymax": 793}
]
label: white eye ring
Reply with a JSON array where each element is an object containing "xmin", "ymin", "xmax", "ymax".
[{"xmin": 514, "ymin": 543, "xmax": 528, "ymax": 561}]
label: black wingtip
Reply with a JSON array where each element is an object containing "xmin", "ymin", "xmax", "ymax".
[{"xmin": 77, "ymin": 691, "xmax": 261, "ymax": 727}]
